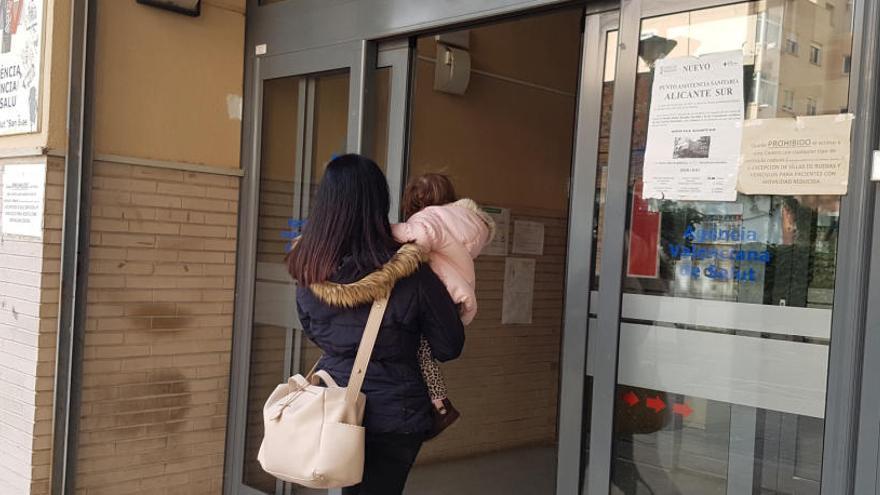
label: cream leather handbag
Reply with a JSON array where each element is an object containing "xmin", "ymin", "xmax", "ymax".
[{"xmin": 257, "ymin": 297, "xmax": 389, "ymax": 489}]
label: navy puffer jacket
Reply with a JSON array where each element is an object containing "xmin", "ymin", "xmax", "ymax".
[{"xmin": 295, "ymin": 243, "xmax": 465, "ymax": 435}]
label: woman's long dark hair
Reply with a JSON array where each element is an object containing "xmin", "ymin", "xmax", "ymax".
[{"xmin": 287, "ymin": 154, "xmax": 399, "ymax": 286}]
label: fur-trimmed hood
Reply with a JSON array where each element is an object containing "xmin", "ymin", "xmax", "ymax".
[
  {"xmin": 308, "ymin": 243, "xmax": 425, "ymax": 308},
  {"xmin": 295, "ymin": 242, "xmax": 464, "ymax": 435}
]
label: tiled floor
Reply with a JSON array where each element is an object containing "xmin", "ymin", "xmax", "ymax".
[
  {"xmin": 610, "ymin": 460, "xmax": 726, "ymax": 495},
  {"xmin": 399, "ymin": 415, "xmax": 821, "ymax": 495},
  {"xmin": 404, "ymin": 443, "xmax": 729, "ymax": 495},
  {"xmin": 406, "ymin": 445, "xmax": 557, "ymax": 495}
]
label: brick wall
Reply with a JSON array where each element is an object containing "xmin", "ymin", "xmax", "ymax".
[
  {"xmin": 0, "ymin": 160, "xmax": 49, "ymax": 495},
  {"xmin": 420, "ymin": 207, "xmax": 568, "ymax": 462},
  {"xmin": 74, "ymin": 160, "xmax": 239, "ymax": 495},
  {"xmin": 31, "ymin": 157, "xmax": 65, "ymax": 495}
]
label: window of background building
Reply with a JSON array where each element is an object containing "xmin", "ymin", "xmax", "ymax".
[
  {"xmin": 759, "ymin": 78, "xmax": 779, "ymax": 108},
  {"xmin": 758, "ymin": 12, "xmax": 783, "ymax": 49},
  {"xmin": 783, "ymin": 89, "xmax": 795, "ymax": 111},
  {"xmin": 826, "ymin": 3, "xmax": 835, "ymax": 26},
  {"xmin": 807, "ymin": 97, "xmax": 818, "ymax": 115},
  {"xmin": 810, "ymin": 43, "xmax": 823, "ymax": 65},
  {"xmin": 784, "ymin": 35, "xmax": 799, "ymax": 55},
  {"xmin": 843, "ymin": 55, "xmax": 852, "ymax": 74}
]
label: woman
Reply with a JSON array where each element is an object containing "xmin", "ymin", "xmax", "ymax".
[{"xmin": 289, "ymin": 154, "xmax": 465, "ymax": 495}]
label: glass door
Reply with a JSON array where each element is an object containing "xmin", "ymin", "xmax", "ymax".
[
  {"xmin": 227, "ymin": 42, "xmax": 369, "ymax": 495},
  {"xmin": 229, "ymin": 1, "xmax": 876, "ymax": 494},
  {"xmin": 585, "ymin": 0, "xmax": 863, "ymax": 494},
  {"xmin": 558, "ymin": 8, "xmax": 620, "ymax": 495}
]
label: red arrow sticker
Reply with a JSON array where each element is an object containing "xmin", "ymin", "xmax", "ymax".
[
  {"xmin": 622, "ymin": 391, "xmax": 639, "ymax": 407},
  {"xmin": 673, "ymin": 403, "xmax": 693, "ymax": 418},
  {"xmin": 646, "ymin": 396, "xmax": 666, "ymax": 413}
]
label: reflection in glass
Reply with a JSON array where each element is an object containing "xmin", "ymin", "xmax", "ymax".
[
  {"xmin": 591, "ymin": 30, "xmax": 618, "ymax": 292},
  {"xmin": 307, "ymin": 72, "xmax": 351, "ymax": 209},
  {"xmin": 243, "ymin": 72, "xmax": 349, "ymax": 493},
  {"xmin": 623, "ymin": 0, "xmax": 850, "ymax": 307},
  {"xmin": 370, "ymin": 67, "xmax": 392, "ymax": 170},
  {"xmin": 611, "ymin": 1, "xmax": 852, "ymax": 493},
  {"xmin": 242, "ymin": 325, "xmax": 286, "ymax": 493},
  {"xmin": 242, "ymin": 75, "xmax": 302, "ymax": 493}
]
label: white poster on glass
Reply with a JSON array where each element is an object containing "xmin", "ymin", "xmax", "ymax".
[{"xmin": 643, "ymin": 50, "xmax": 745, "ymax": 202}]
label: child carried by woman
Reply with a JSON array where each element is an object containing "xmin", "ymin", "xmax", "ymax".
[{"xmin": 392, "ymin": 173, "xmax": 495, "ymax": 438}]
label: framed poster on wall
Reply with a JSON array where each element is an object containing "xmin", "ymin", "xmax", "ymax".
[{"xmin": 0, "ymin": 0, "xmax": 43, "ymax": 136}]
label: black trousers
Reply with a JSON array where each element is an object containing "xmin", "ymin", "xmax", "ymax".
[{"xmin": 342, "ymin": 433, "xmax": 424, "ymax": 495}]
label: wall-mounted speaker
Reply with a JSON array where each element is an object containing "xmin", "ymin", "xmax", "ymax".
[{"xmin": 136, "ymin": 0, "xmax": 201, "ymax": 17}]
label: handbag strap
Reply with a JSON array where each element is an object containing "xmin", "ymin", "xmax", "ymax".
[{"xmin": 344, "ymin": 296, "xmax": 390, "ymax": 405}]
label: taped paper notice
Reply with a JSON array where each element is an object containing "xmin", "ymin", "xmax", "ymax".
[
  {"xmin": 643, "ymin": 51, "xmax": 745, "ymax": 201},
  {"xmin": 482, "ymin": 206, "xmax": 509, "ymax": 256},
  {"xmin": 512, "ymin": 220, "xmax": 544, "ymax": 256},
  {"xmin": 502, "ymin": 257, "xmax": 535, "ymax": 325},
  {"xmin": 738, "ymin": 114, "xmax": 853, "ymax": 196}
]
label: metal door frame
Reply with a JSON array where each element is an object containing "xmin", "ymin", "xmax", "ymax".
[
  {"xmin": 224, "ymin": 41, "xmax": 371, "ymax": 495},
  {"xmin": 853, "ymin": 2, "xmax": 880, "ymax": 492},
  {"xmin": 231, "ymin": 0, "xmax": 880, "ymax": 494},
  {"xmin": 376, "ymin": 40, "xmax": 412, "ymax": 223},
  {"xmin": 556, "ymin": 9, "xmax": 619, "ymax": 494},
  {"xmin": 587, "ymin": 1, "xmax": 880, "ymax": 494},
  {"xmin": 856, "ymin": 173, "xmax": 880, "ymax": 495}
]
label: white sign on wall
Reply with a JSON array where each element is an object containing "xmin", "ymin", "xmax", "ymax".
[
  {"xmin": 1, "ymin": 163, "xmax": 45, "ymax": 238},
  {"xmin": 482, "ymin": 206, "xmax": 510, "ymax": 256},
  {"xmin": 512, "ymin": 220, "xmax": 544, "ymax": 256},
  {"xmin": 0, "ymin": 0, "xmax": 43, "ymax": 136}
]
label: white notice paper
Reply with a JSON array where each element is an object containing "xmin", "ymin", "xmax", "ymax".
[
  {"xmin": 1, "ymin": 163, "xmax": 45, "ymax": 238},
  {"xmin": 738, "ymin": 115, "xmax": 854, "ymax": 196},
  {"xmin": 482, "ymin": 206, "xmax": 510, "ymax": 256},
  {"xmin": 502, "ymin": 257, "xmax": 535, "ymax": 325},
  {"xmin": 643, "ymin": 51, "xmax": 745, "ymax": 201},
  {"xmin": 512, "ymin": 220, "xmax": 544, "ymax": 256}
]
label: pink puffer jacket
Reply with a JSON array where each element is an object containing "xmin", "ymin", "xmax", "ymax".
[{"xmin": 392, "ymin": 198, "xmax": 495, "ymax": 325}]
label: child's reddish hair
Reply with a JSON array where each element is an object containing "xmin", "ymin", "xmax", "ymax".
[{"xmin": 402, "ymin": 173, "xmax": 457, "ymax": 220}]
